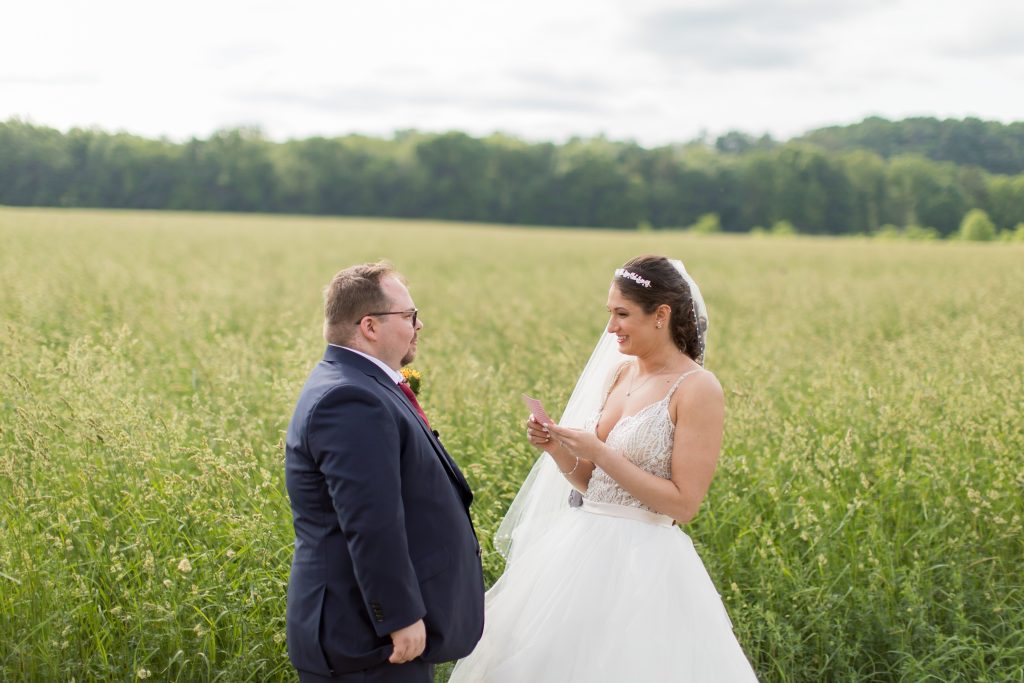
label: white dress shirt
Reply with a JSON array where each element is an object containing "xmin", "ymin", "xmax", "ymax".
[{"xmin": 329, "ymin": 344, "xmax": 404, "ymax": 384}]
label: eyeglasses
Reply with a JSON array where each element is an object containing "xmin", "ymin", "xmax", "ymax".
[{"xmin": 357, "ymin": 308, "xmax": 418, "ymax": 327}]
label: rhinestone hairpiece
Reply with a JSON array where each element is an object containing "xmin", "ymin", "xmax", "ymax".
[{"xmin": 614, "ymin": 268, "xmax": 652, "ymax": 288}]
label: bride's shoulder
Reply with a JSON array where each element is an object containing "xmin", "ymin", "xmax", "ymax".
[
  {"xmin": 669, "ymin": 370, "xmax": 724, "ymax": 429},
  {"xmin": 676, "ymin": 368, "xmax": 724, "ymax": 407}
]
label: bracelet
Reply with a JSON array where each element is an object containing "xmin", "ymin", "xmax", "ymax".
[{"xmin": 559, "ymin": 456, "xmax": 580, "ymax": 476}]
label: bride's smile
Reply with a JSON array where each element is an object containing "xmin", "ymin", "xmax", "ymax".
[{"xmin": 605, "ymin": 282, "xmax": 666, "ymax": 361}]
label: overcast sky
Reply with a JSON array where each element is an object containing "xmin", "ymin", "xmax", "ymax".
[{"xmin": 3, "ymin": 0, "xmax": 1022, "ymax": 146}]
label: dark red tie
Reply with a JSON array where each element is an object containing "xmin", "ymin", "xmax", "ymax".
[{"xmin": 398, "ymin": 381, "xmax": 431, "ymax": 428}]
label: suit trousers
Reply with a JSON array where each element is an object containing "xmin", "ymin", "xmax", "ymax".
[{"xmin": 298, "ymin": 661, "xmax": 434, "ymax": 683}]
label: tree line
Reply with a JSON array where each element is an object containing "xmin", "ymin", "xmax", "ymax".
[
  {"xmin": 796, "ymin": 116, "xmax": 1024, "ymax": 176},
  {"xmin": 2, "ymin": 117, "xmax": 1023, "ymax": 236}
]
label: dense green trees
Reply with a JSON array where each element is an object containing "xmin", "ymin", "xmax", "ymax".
[
  {"xmin": 2, "ymin": 117, "xmax": 1023, "ymax": 235},
  {"xmin": 798, "ymin": 116, "xmax": 1024, "ymax": 175}
]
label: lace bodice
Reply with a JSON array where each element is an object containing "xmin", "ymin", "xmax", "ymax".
[{"xmin": 582, "ymin": 367, "xmax": 700, "ymax": 511}]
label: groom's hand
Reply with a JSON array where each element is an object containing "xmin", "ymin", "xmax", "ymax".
[{"xmin": 389, "ymin": 619, "xmax": 426, "ymax": 664}]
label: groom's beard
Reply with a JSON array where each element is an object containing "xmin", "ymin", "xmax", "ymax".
[{"xmin": 401, "ymin": 340, "xmax": 417, "ymax": 367}]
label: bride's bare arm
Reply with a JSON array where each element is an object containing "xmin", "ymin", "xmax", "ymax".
[
  {"xmin": 543, "ymin": 372, "xmax": 724, "ymax": 523},
  {"xmin": 662, "ymin": 372, "xmax": 724, "ymax": 521}
]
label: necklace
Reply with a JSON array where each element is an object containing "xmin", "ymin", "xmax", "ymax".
[{"xmin": 626, "ymin": 362, "xmax": 670, "ymax": 397}]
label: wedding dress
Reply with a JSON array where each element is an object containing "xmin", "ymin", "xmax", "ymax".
[{"xmin": 449, "ymin": 370, "xmax": 758, "ymax": 682}]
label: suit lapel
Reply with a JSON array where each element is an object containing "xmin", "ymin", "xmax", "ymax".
[
  {"xmin": 373, "ymin": 375, "xmax": 473, "ymax": 505},
  {"xmin": 323, "ymin": 346, "xmax": 472, "ymax": 506}
]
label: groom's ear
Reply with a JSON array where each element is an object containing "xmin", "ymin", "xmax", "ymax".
[{"xmin": 355, "ymin": 315, "xmax": 379, "ymax": 342}]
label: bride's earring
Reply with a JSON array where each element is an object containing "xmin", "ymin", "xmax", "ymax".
[{"xmin": 656, "ymin": 321, "xmax": 662, "ymax": 329}]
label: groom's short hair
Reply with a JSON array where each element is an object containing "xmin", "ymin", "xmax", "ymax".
[{"xmin": 323, "ymin": 262, "xmax": 404, "ymax": 344}]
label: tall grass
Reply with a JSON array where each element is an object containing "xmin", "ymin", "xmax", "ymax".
[{"xmin": 1, "ymin": 207, "xmax": 1022, "ymax": 681}]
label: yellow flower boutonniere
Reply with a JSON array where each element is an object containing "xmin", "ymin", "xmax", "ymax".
[{"xmin": 400, "ymin": 367, "xmax": 422, "ymax": 395}]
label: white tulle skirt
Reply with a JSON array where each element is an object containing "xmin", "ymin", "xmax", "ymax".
[{"xmin": 450, "ymin": 500, "xmax": 758, "ymax": 682}]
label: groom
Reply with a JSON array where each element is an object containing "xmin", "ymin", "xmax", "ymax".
[{"xmin": 285, "ymin": 262, "xmax": 485, "ymax": 683}]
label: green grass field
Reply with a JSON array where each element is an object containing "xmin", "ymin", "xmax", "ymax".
[{"xmin": 1, "ymin": 207, "xmax": 1022, "ymax": 682}]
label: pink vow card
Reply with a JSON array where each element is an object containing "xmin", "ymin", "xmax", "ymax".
[{"xmin": 521, "ymin": 394, "xmax": 553, "ymax": 425}]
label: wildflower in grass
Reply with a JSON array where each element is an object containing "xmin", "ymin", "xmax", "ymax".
[
  {"xmin": 163, "ymin": 579, "xmax": 172, "ymax": 588},
  {"xmin": 177, "ymin": 557, "xmax": 192, "ymax": 573},
  {"xmin": 400, "ymin": 367, "xmax": 422, "ymax": 395},
  {"xmin": 136, "ymin": 669, "xmax": 151, "ymax": 679}
]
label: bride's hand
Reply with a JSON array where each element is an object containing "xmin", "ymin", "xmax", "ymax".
[
  {"xmin": 543, "ymin": 423, "xmax": 616, "ymax": 467},
  {"xmin": 525, "ymin": 415, "xmax": 553, "ymax": 451}
]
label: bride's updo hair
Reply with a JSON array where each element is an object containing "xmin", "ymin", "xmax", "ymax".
[{"xmin": 615, "ymin": 255, "xmax": 704, "ymax": 362}]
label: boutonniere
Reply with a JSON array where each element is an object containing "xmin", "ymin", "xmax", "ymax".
[{"xmin": 400, "ymin": 367, "xmax": 422, "ymax": 395}]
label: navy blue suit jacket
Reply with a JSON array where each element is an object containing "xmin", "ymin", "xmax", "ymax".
[{"xmin": 285, "ymin": 346, "xmax": 484, "ymax": 677}]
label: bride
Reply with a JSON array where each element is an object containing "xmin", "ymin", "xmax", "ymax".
[{"xmin": 449, "ymin": 255, "xmax": 758, "ymax": 682}]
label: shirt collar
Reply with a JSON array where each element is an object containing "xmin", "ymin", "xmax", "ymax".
[{"xmin": 329, "ymin": 344, "xmax": 404, "ymax": 384}]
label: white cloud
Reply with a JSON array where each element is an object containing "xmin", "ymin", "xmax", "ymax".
[{"xmin": 1, "ymin": 0, "xmax": 1021, "ymax": 145}]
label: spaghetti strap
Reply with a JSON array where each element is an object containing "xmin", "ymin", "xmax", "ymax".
[
  {"xmin": 599, "ymin": 361, "xmax": 633, "ymax": 411},
  {"xmin": 665, "ymin": 368, "xmax": 702, "ymax": 402}
]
